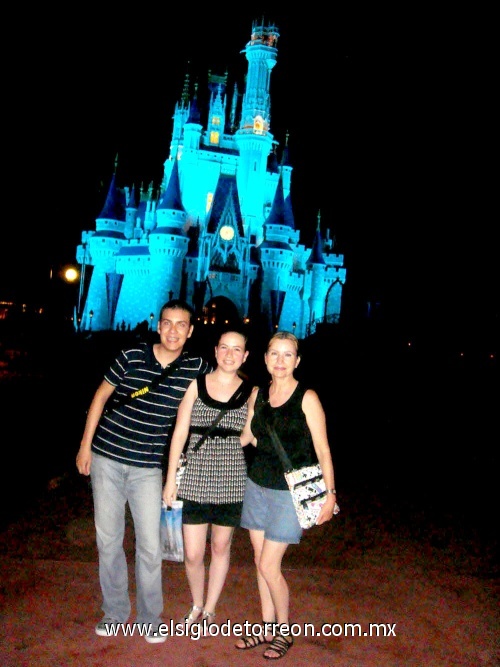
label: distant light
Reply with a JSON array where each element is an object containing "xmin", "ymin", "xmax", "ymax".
[{"xmin": 64, "ymin": 267, "xmax": 79, "ymax": 283}]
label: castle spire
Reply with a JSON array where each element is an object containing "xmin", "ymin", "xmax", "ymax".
[
  {"xmin": 181, "ymin": 65, "xmax": 190, "ymax": 105},
  {"xmin": 97, "ymin": 160, "xmax": 125, "ymax": 221},
  {"xmin": 306, "ymin": 212, "xmax": 326, "ymax": 265},
  {"xmin": 266, "ymin": 171, "xmax": 292, "ymax": 227},
  {"xmin": 157, "ymin": 158, "xmax": 184, "ymax": 212},
  {"xmin": 230, "ymin": 82, "xmax": 239, "ymax": 132},
  {"xmin": 281, "ymin": 131, "xmax": 291, "ymax": 166},
  {"xmin": 187, "ymin": 81, "xmax": 201, "ymax": 124}
]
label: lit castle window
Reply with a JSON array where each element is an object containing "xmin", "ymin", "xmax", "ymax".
[
  {"xmin": 206, "ymin": 192, "xmax": 214, "ymax": 213},
  {"xmin": 254, "ymin": 116, "xmax": 264, "ymax": 135}
]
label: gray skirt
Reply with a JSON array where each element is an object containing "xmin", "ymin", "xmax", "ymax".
[{"xmin": 240, "ymin": 477, "xmax": 302, "ymax": 544}]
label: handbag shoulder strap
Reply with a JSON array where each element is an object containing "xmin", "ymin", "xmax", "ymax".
[{"xmin": 264, "ymin": 422, "xmax": 293, "ymax": 472}]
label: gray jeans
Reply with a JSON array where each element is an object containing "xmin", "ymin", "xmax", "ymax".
[{"xmin": 91, "ymin": 453, "xmax": 163, "ymax": 624}]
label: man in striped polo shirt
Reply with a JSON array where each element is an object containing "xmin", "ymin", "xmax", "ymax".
[{"xmin": 76, "ymin": 299, "xmax": 211, "ymax": 643}]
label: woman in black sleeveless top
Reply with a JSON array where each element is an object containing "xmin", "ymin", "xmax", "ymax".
[{"xmin": 235, "ymin": 331, "xmax": 337, "ymax": 659}]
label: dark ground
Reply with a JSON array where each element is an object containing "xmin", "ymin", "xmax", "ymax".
[{"xmin": 0, "ymin": 322, "xmax": 498, "ymax": 665}]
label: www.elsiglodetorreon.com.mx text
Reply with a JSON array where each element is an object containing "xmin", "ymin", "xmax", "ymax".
[{"xmin": 101, "ymin": 620, "xmax": 397, "ymax": 641}]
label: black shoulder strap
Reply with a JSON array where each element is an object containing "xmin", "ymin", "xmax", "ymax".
[
  {"xmin": 265, "ymin": 422, "xmax": 293, "ymax": 472},
  {"xmin": 108, "ymin": 351, "xmax": 181, "ymax": 413},
  {"xmin": 191, "ymin": 380, "xmax": 250, "ymax": 452},
  {"xmin": 138, "ymin": 359, "xmax": 180, "ymax": 394},
  {"xmin": 191, "ymin": 409, "xmax": 227, "ymax": 452},
  {"xmin": 228, "ymin": 378, "xmax": 254, "ymax": 407},
  {"xmin": 253, "ymin": 385, "xmax": 271, "ymax": 421}
]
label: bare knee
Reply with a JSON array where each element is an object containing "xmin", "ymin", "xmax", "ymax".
[
  {"xmin": 184, "ymin": 546, "xmax": 205, "ymax": 567},
  {"xmin": 210, "ymin": 527, "xmax": 233, "ymax": 558},
  {"xmin": 257, "ymin": 559, "xmax": 278, "ymax": 583},
  {"xmin": 211, "ymin": 539, "xmax": 231, "ymax": 559}
]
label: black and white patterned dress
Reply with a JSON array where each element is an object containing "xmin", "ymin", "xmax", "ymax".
[{"xmin": 178, "ymin": 374, "xmax": 252, "ymax": 504}]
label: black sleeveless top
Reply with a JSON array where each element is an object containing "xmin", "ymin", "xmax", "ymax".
[{"xmin": 248, "ymin": 382, "xmax": 317, "ymax": 490}]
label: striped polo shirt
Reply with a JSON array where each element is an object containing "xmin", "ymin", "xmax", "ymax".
[{"xmin": 91, "ymin": 343, "xmax": 211, "ymax": 468}]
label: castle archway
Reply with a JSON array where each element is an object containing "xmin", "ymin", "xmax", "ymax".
[
  {"xmin": 202, "ymin": 296, "xmax": 241, "ymax": 328},
  {"xmin": 191, "ymin": 296, "xmax": 243, "ymax": 359}
]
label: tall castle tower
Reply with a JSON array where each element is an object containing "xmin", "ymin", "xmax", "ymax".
[{"xmin": 76, "ymin": 20, "xmax": 346, "ymax": 338}]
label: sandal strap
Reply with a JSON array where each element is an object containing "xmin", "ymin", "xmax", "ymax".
[
  {"xmin": 235, "ymin": 632, "xmax": 268, "ymax": 650},
  {"xmin": 263, "ymin": 632, "xmax": 294, "ymax": 659},
  {"xmin": 184, "ymin": 605, "xmax": 203, "ymax": 621}
]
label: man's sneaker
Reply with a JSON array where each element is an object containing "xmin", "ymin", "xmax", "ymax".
[
  {"xmin": 95, "ymin": 617, "xmax": 120, "ymax": 637},
  {"xmin": 144, "ymin": 623, "xmax": 167, "ymax": 644}
]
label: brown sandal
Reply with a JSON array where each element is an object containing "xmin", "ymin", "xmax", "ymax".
[{"xmin": 263, "ymin": 632, "xmax": 294, "ymax": 660}]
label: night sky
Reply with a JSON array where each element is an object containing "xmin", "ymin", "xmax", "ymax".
[{"xmin": 2, "ymin": 8, "xmax": 495, "ymax": 340}]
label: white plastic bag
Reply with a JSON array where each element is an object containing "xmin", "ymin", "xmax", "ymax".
[{"xmin": 160, "ymin": 500, "xmax": 184, "ymax": 562}]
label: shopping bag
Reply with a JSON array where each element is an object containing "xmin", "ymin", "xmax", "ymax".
[{"xmin": 160, "ymin": 500, "xmax": 184, "ymax": 562}]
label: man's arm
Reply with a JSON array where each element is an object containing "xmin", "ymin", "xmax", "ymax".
[{"xmin": 76, "ymin": 380, "xmax": 115, "ymax": 476}]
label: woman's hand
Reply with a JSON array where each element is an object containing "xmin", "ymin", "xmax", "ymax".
[
  {"xmin": 316, "ymin": 494, "xmax": 337, "ymax": 525},
  {"xmin": 162, "ymin": 480, "xmax": 178, "ymax": 507}
]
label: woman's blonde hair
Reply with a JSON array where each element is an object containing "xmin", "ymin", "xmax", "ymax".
[{"xmin": 267, "ymin": 331, "xmax": 300, "ymax": 355}]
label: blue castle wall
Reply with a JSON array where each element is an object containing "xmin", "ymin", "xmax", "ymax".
[{"xmin": 76, "ymin": 20, "xmax": 346, "ymax": 338}]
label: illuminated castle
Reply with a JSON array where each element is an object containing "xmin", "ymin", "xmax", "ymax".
[{"xmin": 76, "ymin": 20, "xmax": 346, "ymax": 338}]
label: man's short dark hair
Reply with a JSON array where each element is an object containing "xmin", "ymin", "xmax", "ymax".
[{"xmin": 159, "ymin": 299, "xmax": 195, "ymax": 324}]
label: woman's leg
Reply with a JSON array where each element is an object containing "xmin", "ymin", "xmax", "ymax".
[
  {"xmin": 249, "ymin": 529, "xmax": 277, "ymax": 627},
  {"xmin": 234, "ymin": 528, "xmax": 275, "ymax": 648},
  {"xmin": 182, "ymin": 523, "xmax": 208, "ymax": 613},
  {"xmin": 258, "ymin": 538, "xmax": 294, "ymax": 659},
  {"xmin": 203, "ymin": 524, "xmax": 234, "ymax": 614},
  {"xmin": 258, "ymin": 538, "xmax": 290, "ymax": 627}
]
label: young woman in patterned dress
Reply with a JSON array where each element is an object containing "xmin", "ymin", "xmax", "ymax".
[{"xmin": 163, "ymin": 329, "xmax": 253, "ymax": 629}]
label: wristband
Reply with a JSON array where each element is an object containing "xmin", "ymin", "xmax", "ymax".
[{"xmin": 326, "ymin": 488, "xmax": 337, "ymax": 495}]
